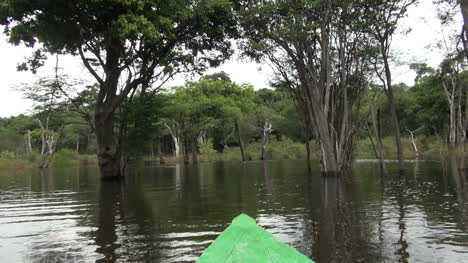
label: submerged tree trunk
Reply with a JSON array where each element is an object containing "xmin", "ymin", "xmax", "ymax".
[
  {"xmin": 260, "ymin": 120, "xmax": 272, "ymax": 161},
  {"xmin": 382, "ymin": 53, "xmax": 404, "ymax": 170},
  {"xmin": 368, "ymin": 97, "xmax": 386, "ymax": 171},
  {"xmin": 164, "ymin": 122, "xmax": 180, "ymax": 158},
  {"xmin": 157, "ymin": 137, "xmax": 165, "ymax": 164},
  {"xmin": 235, "ymin": 120, "xmax": 246, "ymax": 162},
  {"xmin": 95, "ymin": 109, "xmax": 122, "ymax": 179},
  {"xmin": 35, "ymin": 118, "xmax": 59, "ymax": 169},
  {"xmin": 150, "ymin": 141, "xmax": 154, "ymax": 161},
  {"xmin": 313, "ymin": 105, "xmax": 340, "ymax": 175},
  {"xmin": 183, "ymin": 138, "xmax": 190, "ymax": 165},
  {"xmin": 407, "ymin": 127, "xmax": 423, "ymax": 158},
  {"xmin": 443, "ymin": 80, "xmax": 463, "ymax": 145},
  {"xmin": 76, "ymin": 135, "xmax": 80, "ymax": 153},
  {"xmin": 26, "ymin": 130, "xmax": 33, "ymax": 154},
  {"xmin": 192, "ymin": 137, "xmax": 198, "ymax": 164}
]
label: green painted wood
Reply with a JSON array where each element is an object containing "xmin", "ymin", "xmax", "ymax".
[{"xmin": 197, "ymin": 214, "xmax": 316, "ymax": 263}]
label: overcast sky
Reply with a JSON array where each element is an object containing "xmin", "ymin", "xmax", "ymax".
[{"xmin": 0, "ymin": 1, "xmax": 461, "ymax": 118}]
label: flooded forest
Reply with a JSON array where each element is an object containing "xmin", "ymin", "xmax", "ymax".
[{"xmin": 1, "ymin": 0, "xmax": 468, "ymax": 262}]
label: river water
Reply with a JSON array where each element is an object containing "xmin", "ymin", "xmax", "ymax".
[{"xmin": 0, "ymin": 160, "xmax": 468, "ymax": 262}]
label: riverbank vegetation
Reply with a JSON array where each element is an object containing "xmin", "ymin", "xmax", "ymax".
[
  {"xmin": 1, "ymin": 0, "xmax": 468, "ymax": 176},
  {"xmin": 0, "ymin": 62, "xmax": 463, "ymax": 169},
  {"xmin": 0, "ymin": 135, "xmax": 447, "ymax": 169}
]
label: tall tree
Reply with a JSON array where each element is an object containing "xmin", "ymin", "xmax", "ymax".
[
  {"xmin": 240, "ymin": 0, "xmax": 372, "ymax": 175},
  {"xmin": 367, "ymin": 0, "xmax": 418, "ymax": 171},
  {"xmin": 459, "ymin": 0, "xmax": 468, "ymax": 59},
  {"xmin": 1, "ymin": 0, "xmax": 238, "ymax": 178}
]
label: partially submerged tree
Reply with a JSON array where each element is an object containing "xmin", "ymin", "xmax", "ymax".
[
  {"xmin": 367, "ymin": 0, "xmax": 418, "ymax": 170},
  {"xmin": 440, "ymin": 54, "xmax": 468, "ymax": 144},
  {"xmin": 362, "ymin": 86, "xmax": 387, "ymax": 171},
  {"xmin": 253, "ymin": 89, "xmax": 284, "ymax": 161},
  {"xmin": 240, "ymin": 0, "xmax": 372, "ymax": 175},
  {"xmin": 34, "ymin": 117, "xmax": 61, "ymax": 168},
  {"xmin": 1, "ymin": 0, "xmax": 238, "ymax": 178}
]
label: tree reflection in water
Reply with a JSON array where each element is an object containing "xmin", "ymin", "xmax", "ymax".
[
  {"xmin": 95, "ymin": 181, "xmax": 121, "ymax": 262},
  {"xmin": 448, "ymin": 150, "xmax": 468, "ymax": 231},
  {"xmin": 313, "ymin": 175, "xmax": 381, "ymax": 263}
]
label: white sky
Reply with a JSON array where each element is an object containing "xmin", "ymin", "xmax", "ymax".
[{"xmin": 0, "ymin": 1, "xmax": 461, "ymax": 118}]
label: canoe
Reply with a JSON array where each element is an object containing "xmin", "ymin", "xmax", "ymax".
[{"xmin": 197, "ymin": 214, "xmax": 315, "ymax": 263}]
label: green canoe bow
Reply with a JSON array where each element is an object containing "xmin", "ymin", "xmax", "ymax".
[{"xmin": 197, "ymin": 214, "xmax": 315, "ymax": 263}]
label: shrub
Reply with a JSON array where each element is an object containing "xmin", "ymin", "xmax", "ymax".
[
  {"xmin": 0, "ymin": 151, "xmax": 16, "ymax": 160},
  {"xmin": 51, "ymin": 149, "xmax": 79, "ymax": 167},
  {"xmin": 199, "ymin": 139, "xmax": 219, "ymax": 161}
]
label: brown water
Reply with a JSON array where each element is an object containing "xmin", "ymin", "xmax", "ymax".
[{"xmin": 0, "ymin": 160, "xmax": 468, "ymax": 262}]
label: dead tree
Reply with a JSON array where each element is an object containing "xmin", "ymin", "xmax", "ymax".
[
  {"xmin": 260, "ymin": 119, "xmax": 273, "ymax": 161},
  {"xmin": 164, "ymin": 121, "xmax": 181, "ymax": 158},
  {"xmin": 35, "ymin": 118, "xmax": 60, "ymax": 168},
  {"xmin": 25, "ymin": 130, "xmax": 33, "ymax": 154},
  {"xmin": 406, "ymin": 126, "xmax": 425, "ymax": 157}
]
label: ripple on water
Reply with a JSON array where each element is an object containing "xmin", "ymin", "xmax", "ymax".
[{"xmin": 0, "ymin": 189, "xmax": 100, "ymax": 263}]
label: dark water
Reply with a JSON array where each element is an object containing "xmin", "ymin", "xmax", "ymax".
[{"xmin": 1, "ymin": 160, "xmax": 468, "ymax": 263}]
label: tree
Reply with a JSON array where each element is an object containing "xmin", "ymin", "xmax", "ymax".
[
  {"xmin": 361, "ymin": 85, "xmax": 387, "ymax": 171},
  {"xmin": 240, "ymin": 0, "xmax": 372, "ymax": 175},
  {"xmin": 367, "ymin": 0, "xmax": 418, "ymax": 171},
  {"xmin": 405, "ymin": 68, "xmax": 447, "ymax": 137},
  {"xmin": 34, "ymin": 117, "xmax": 61, "ymax": 168},
  {"xmin": 253, "ymin": 89, "xmax": 285, "ymax": 161},
  {"xmin": 440, "ymin": 55, "xmax": 468, "ymax": 144},
  {"xmin": 162, "ymin": 72, "xmax": 255, "ymax": 163},
  {"xmin": 1, "ymin": 0, "xmax": 238, "ymax": 178},
  {"xmin": 117, "ymin": 92, "xmax": 165, "ymax": 167}
]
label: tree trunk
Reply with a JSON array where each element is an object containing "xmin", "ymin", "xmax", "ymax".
[
  {"xmin": 26, "ymin": 130, "xmax": 33, "ymax": 154},
  {"xmin": 192, "ymin": 136, "xmax": 198, "ymax": 164},
  {"xmin": 76, "ymin": 135, "xmax": 80, "ymax": 153},
  {"xmin": 35, "ymin": 118, "xmax": 57, "ymax": 169},
  {"xmin": 370, "ymin": 103, "xmax": 387, "ymax": 170},
  {"xmin": 260, "ymin": 120, "xmax": 271, "ymax": 161},
  {"xmin": 164, "ymin": 122, "xmax": 180, "ymax": 157},
  {"xmin": 383, "ymin": 53, "xmax": 404, "ymax": 170},
  {"xmin": 444, "ymin": 82, "xmax": 457, "ymax": 144},
  {"xmin": 316, "ymin": 120, "xmax": 339, "ymax": 175},
  {"xmin": 150, "ymin": 140, "xmax": 154, "ymax": 161},
  {"xmin": 157, "ymin": 137, "xmax": 166, "ymax": 164},
  {"xmin": 260, "ymin": 133, "xmax": 267, "ymax": 161},
  {"xmin": 235, "ymin": 120, "xmax": 246, "ymax": 162},
  {"xmin": 183, "ymin": 138, "xmax": 190, "ymax": 165},
  {"xmin": 95, "ymin": 110, "xmax": 122, "ymax": 179},
  {"xmin": 305, "ymin": 139, "xmax": 311, "ymax": 170},
  {"xmin": 460, "ymin": 0, "xmax": 468, "ymax": 60}
]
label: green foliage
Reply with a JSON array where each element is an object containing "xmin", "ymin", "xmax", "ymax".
[
  {"xmin": 118, "ymin": 92, "xmax": 166, "ymax": 157},
  {"xmin": 0, "ymin": 151, "xmax": 37, "ymax": 169},
  {"xmin": 0, "ymin": 151, "xmax": 16, "ymax": 160},
  {"xmin": 162, "ymin": 72, "xmax": 256, "ymax": 147},
  {"xmin": 51, "ymin": 149, "xmax": 79, "ymax": 168},
  {"xmin": 1, "ymin": 0, "xmax": 238, "ymax": 66},
  {"xmin": 355, "ymin": 136, "xmax": 445, "ymax": 159},
  {"xmin": 403, "ymin": 74, "xmax": 448, "ymax": 135},
  {"xmin": 201, "ymin": 138, "xmax": 314, "ymax": 162},
  {"xmin": 199, "ymin": 139, "xmax": 219, "ymax": 161}
]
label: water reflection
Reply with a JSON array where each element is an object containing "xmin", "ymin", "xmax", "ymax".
[
  {"xmin": 0, "ymin": 169, "xmax": 100, "ymax": 262},
  {"xmin": 312, "ymin": 176, "xmax": 381, "ymax": 263},
  {"xmin": 95, "ymin": 181, "xmax": 121, "ymax": 262},
  {"xmin": 1, "ymin": 160, "xmax": 468, "ymax": 262}
]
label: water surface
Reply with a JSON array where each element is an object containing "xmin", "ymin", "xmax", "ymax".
[{"xmin": 1, "ymin": 160, "xmax": 468, "ymax": 262}]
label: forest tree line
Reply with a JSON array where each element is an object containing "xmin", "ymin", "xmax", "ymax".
[
  {"xmin": 0, "ymin": 62, "xmax": 465, "ymax": 165},
  {"xmin": 1, "ymin": 0, "xmax": 467, "ymax": 177}
]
